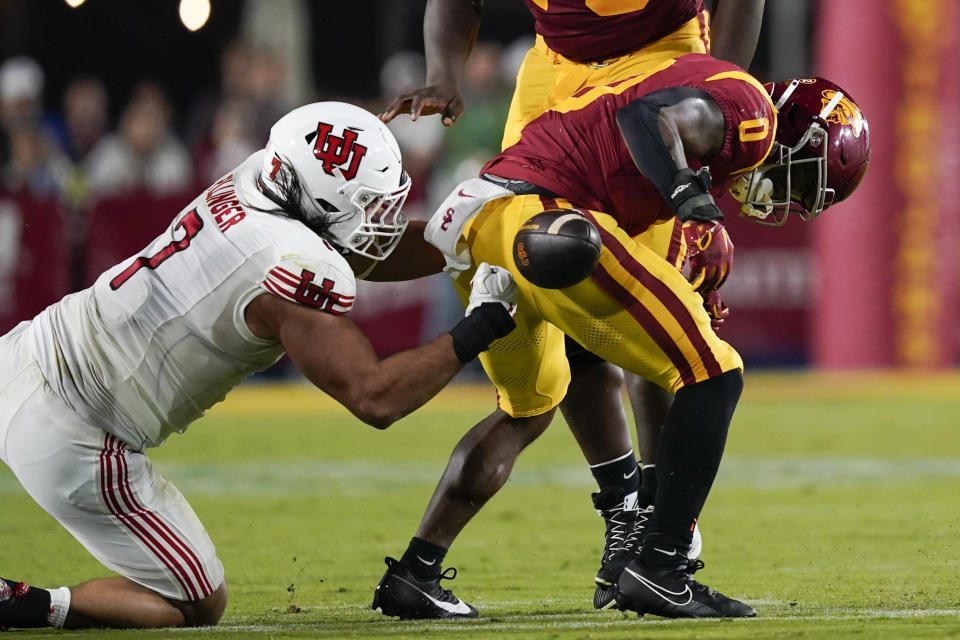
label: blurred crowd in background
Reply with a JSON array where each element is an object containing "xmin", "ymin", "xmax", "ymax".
[
  {"xmin": 0, "ymin": 0, "xmax": 823, "ymax": 373},
  {"xmin": 0, "ymin": 36, "xmax": 537, "ymax": 218},
  {"xmin": 4, "ymin": 0, "xmax": 954, "ymax": 371},
  {"xmin": 0, "ymin": 13, "xmax": 548, "ymax": 374}
]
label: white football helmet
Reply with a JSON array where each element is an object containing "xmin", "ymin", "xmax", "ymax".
[{"xmin": 259, "ymin": 101, "xmax": 410, "ymax": 260}]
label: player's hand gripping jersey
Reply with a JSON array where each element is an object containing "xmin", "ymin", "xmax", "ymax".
[
  {"xmin": 523, "ymin": 0, "xmax": 704, "ymax": 63},
  {"xmin": 484, "ymin": 53, "xmax": 776, "ymax": 236},
  {"xmin": 28, "ymin": 151, "xmax": 355, "ymax": 449}
]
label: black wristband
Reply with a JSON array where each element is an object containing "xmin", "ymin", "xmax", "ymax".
[
  {"xmin": 449, "ymin": 302, "xmax": 516, "ymax": 363},
  {"xmin": 669, "ymin": 167, "xmax": 723, "ymax": 223}
]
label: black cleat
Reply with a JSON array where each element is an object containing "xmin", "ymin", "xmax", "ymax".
[
  {"xmin": 0, "ymin": 578, "xmax": 51, "ymax": 630},
  {"xmin": 615, "ymin": 557, "xmax": 756, "ymax": 618},
  {"xmin": 372, "ymin": 557, "xmax": 478, "ymax": 620},
  {"xmin": 591, "ymin": 487, "xmax": 648, "ymax": 609},
  {"xmin": 594, "ymin": 505, "xmax": 706, "ymax": 610}
]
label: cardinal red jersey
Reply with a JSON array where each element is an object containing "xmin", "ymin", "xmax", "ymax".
[
  {"xmin": 523, "ymin": 0, "xmax": 704, "ymax": 63},
  {"xmin": 482, "ymin": 54, "xmax": 776, "ymax": 236}
]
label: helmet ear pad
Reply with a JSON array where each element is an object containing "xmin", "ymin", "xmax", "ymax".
[{"xmin": 833, "ymin": 138, "xmax": 870, "ymax": 204}]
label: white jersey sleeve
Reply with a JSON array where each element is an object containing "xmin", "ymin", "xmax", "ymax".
[{"xmin": 261, "ymin": 250, "xmax": 356, "ymax": 316}]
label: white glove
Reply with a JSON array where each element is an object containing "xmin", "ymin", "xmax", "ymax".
[{"xmin": 466, "ymin": 262, "xmax": 517, "ymax": 317}]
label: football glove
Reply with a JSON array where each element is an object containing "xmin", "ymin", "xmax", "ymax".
[
  {"xmin": 466, "ymin": 262, "xmax": 517, "ymax": 317},
  {"xmin": 669, "ymin": 167, "xmax": 723, "ymax": 223},
  {"xmin": 703, "ymin": 289, "xmax": 730, "ymax": 332},
  {"xmin": 450, "ymin": 263, "xmax": 518, "ymax": 363},
  {"xmin": 684, "ymin": 220, "xmax": 734, "ymax": 294}
]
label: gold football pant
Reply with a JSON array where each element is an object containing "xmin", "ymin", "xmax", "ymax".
[
  {"xmin": 502, "ymin": 12, "xmax": 710, "ymax": 150},
  {"xmin": 455, "ymin": 194, "xmax": 741, "ymax": 418}
]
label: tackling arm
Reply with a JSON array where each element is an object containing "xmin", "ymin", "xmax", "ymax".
[
  {"xmin": 347, "ymin": 221, "xmax": 446, "ymax": 282},
  {"xmin": 709, "ymin": 0, "xmax": 766, "ymax": 69},
  {"xmin": 380, "ymin": 0, "xmax": 483, "ymax": 126},
  {"xmin": 244, "ymin": 263, "xmax": 514, "ymax": 429}
]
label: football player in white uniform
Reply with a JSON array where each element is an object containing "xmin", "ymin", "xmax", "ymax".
[{"xmin": 0, "ymin": 102, "xmax": 517, "ymax": 630}]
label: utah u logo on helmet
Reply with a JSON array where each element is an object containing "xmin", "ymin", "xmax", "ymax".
[{"xmin": 311, "ymin": 122, "xmax": 368, "ymax": 180}]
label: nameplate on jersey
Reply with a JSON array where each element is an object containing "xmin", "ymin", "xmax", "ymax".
[
  {"xmin": 263, "ymin": 266, "xmax": 354, "ymax": 315},
  {"xmin": 205, "ymin": 173, "xmax": 247, "ymax": 233}
]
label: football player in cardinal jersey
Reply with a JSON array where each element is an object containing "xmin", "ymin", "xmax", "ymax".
[
  {"xmin": 379, "ymin": 0, "xmax": 767, "ymax": 613},
  {"xmin": 0, "ymin": 102, "xmax": 519, "ymax": 630},
  {"xmin": 373, "ymin": 57, "xmax": 869, "ymax": 620}
]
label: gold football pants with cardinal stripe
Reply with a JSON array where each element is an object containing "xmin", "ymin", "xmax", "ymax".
[{"xmin": 455, "ymin": 194, "xmax": 742, "ymax": 418}]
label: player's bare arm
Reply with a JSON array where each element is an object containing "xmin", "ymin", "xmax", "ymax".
[
  {"xmin": 380, "ymin": 0, "xmax": 482, "ymax": 126},
  {"xmin": 348, "ymin": 221, "xmax": 446, "ymax": 282},
  {"xmin": 245, "ymin": 294, "xmax": 461, "ymax": 428},
  {"xmin": 710, "ymin": 0, "xmax": 766, "ymax": 69},
  {"xmin": 245, "ymin": 262, "xmax": 515, "ymax": 429}
]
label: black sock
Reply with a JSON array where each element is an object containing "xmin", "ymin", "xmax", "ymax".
[
  {"xmin": 641, "ymin": 464, "xmax": 657, "ymax": 494},
  {"xmin": 642, "ymin": 370, "xmax": 742, "ymax": 568},
  {"xmin": 400, "ymin": 537, "xmax": 448, "ymax": 581},
  {"xmin": 589, "ymin": 450, "xmax": 640, "ymax": 493},
  {"xmin": 0, "ymin": 580, "xmax": 52, "ymax": 628},
  {"xmin": 635, "ymin": 464, "xmax": 656, "ymax": 506}
]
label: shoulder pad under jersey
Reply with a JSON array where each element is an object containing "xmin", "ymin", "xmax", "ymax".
[{"xmin": 261, "ymin": 242, "xmax": 356, "ymax": 315}]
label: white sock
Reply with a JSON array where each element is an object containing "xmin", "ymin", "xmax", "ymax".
[{"xmin": 45, "ymin": 587, "xmax": 71, "ymax": 629}]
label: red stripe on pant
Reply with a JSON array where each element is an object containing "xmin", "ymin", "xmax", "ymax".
[
  {"xmin": 98, "ymin": 436, "xmax": 208, "ymax": 600},
  {"xmin": 583, "ymin": 211, "xmax": 724, "ymax": 381},
  {"xmin": 698, "ymin": 7, "xmax": 711, "ymax": 51},
  {"xmin": 539, "ymin": 196, "xmax": 560, "ymax": 211},
  {"xmin": 590, "ymin": 264, "xmax": 697, "ymax": 386},
  {"xmin": 110, "ymin": 437, "xmax": 214, "ymax": 596},
  {"xmin": 665, "ymin": 218, "xmax": 684, "ymax": 268}
]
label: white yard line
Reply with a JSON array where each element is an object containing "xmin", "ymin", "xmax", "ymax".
[
  {"xmin": 4, "ymin": 456, "xmax": 959, "ymax": 496},
  {"xmin": 179, "ymin": 605, "xmax": 960, "ymax": 634}
]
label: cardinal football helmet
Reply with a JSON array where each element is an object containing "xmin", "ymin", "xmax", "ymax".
[
  {"xmin": 259, "ymin": 101, "xmax": 410, "ymax": 259},
  {"xmin": 731, "ymin": 77, "xmax": 870, "ymax": 226}
]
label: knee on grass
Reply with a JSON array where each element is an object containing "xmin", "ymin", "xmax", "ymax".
[{"xmin": 174, "ymin": 582, "xmax": 228, "ymax": 627}]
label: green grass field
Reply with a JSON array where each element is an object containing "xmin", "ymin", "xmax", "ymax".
[{"xmin": 2, "ymin": 371, "xmax": 960, "ymax": 638}]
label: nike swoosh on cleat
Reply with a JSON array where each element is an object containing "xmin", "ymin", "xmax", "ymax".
[
  {"xmin": 623, "ymin": 566, "xmax": 693, "ymax": 607},
  {"xmin": 458, "ymin": 189, "xmax": 475, "ymax": 198},
  {"xmin": 394, "ymin": 575, "xmax": 473, "ymax": 615},
  {"xmin": 416, "ymin": 555, "xmax": 437, "ymax": 566},
  {"xmin": 652, "ymin": 547, "xmax": 677, "ymax": 557}
]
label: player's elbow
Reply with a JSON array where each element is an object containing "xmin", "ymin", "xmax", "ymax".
[{"xmin": 352, "ymin": 398, "xmax": 400, "ymax": 430}]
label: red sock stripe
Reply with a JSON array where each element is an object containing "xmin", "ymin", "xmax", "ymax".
[
  {"xmin": 583, "ymin": 212, "xmax": 724, "ymax": 381},
  {"xmin": 111, "ymin": 439, "xmax": 214, "ymax": 596},
  {"xmin": 98, "ymin": 435, "xmax": 210, "ymax": 599}
]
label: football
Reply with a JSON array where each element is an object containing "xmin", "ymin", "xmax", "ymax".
[{"xmin": 513, "ymin": 209, "xmax": 602, "ymax": 289}]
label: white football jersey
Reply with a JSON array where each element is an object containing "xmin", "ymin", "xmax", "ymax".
[{"xmin": 28, "ymin": 151, "xmax": 356, "ymax": 449}]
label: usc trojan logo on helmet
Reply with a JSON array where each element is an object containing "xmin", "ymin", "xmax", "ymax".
[
  {"xmin": 311, "ymin": 121, "xmax": 368, "ymax": 180},
  {"xmin": 820, "ymin": 90, "xmax": 865, "ymax": 138}
]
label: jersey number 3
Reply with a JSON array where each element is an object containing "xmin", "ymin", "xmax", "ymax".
[{"xmin": 110, "ymin": 209, "xmax": 204, "ymax": 290}]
